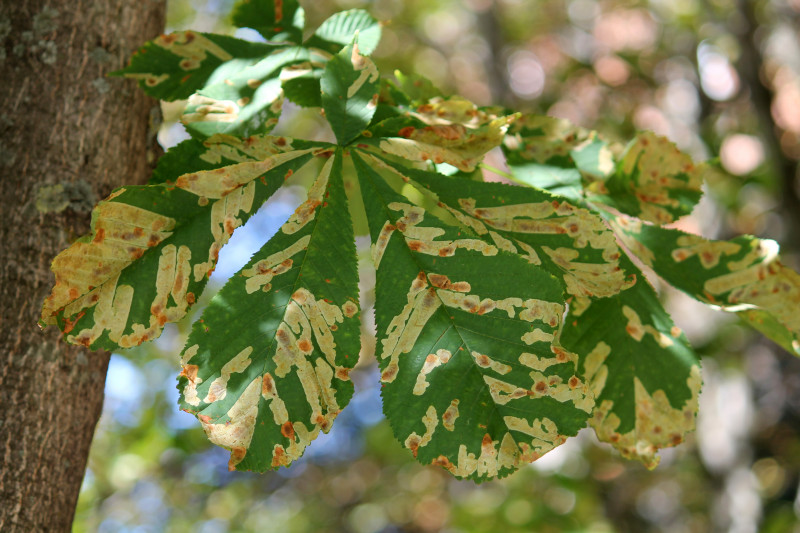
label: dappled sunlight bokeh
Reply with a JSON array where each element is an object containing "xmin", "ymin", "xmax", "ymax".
[{"xmin": 74, "ymin": 0, "xmax": 800, "ymax": 531}]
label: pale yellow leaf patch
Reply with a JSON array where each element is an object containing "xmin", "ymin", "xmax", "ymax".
[
  {"xmin": 200, "ymin": 376, "xmax": 261, "ymax": 471},
  {"xmin": 412, "ymin": 349, "xmax": 452, "ymax": 396},
  {"xmin": 404, "ymin": 405, "xmax": 439, "ymax": 457},
  {"xmin": 590, "ymin": 366, "xmax": 702, "ymax": 469},
  {"xmin": 203, "ymin": 346, "xmax": 253, "ymax": 403}
]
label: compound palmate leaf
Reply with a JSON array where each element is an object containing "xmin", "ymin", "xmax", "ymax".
[
  {"xmin": 113, "ymin": 31, "xmax": 275, "ymax": 101},
  {"xmin": 561, "ymin": 254, "xmax": 701, "ymax": 469},
  {"xmin": 353, "ymin": 152, "xmax": 593, "ymax": 481},
  {"xmin": 41, "ymin": 135, "xmax": 320, "ymax": 350},
  {"xmin": 178, "ymin": 150, "xmax": 361, "ymax": 471},
  {"xmin": 611, "ymin": 216, "xmax": 800, "ymax": 355}
]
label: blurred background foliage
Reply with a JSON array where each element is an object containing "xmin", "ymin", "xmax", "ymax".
[{"xmin": 74, "ymin": 0, "xmax": 800, "ymax": 531}]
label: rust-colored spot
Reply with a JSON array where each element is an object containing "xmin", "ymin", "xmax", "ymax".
[
  {"xmin": 609, "ymin": 433, "xmax": 621, "ymax": 443},
  {"xmin": 381, "ymin": 365, "xmax": 398, "ymax": 382},
  {"xmin": 62, "ymin": 311, "xmax": 86, "ymax": 334},
  {"xmin": 272, "ymin": 445, "xmax": 287, "ymax": 467},
  {"xmin": 93, "ymin": 228, "xmax": 105, "ymax": 244},
  {"xmin": 281, "ymin": 421, "xmax": 295, "ymax": 440},
  {"xmin": 398, "ymin": 126, "xmax": 416, "ymax": 138},
  {"xmin": 224, "ymin": 218, "xmax": 236, "ymax": 235},
  {"xmin": 228, "ymin": 447, "xmax": 246, "ymax": 471},
  {"xmin": 408, "ymin": 241, "xmax": 423, "ymax": 251},
  {"xmin": 568, "ymin": 376, "xmax": 579, "ymax": 388},
  {"xmin": 284, "ymin": 169, "xmax": 293, "ymax": 179},
  {"xmin": 275, "ymin": 137, "xmax": 287, "ymax": 147},
  {"xmin": 276, "ymin": 328, "xmax": 290, "ymax": 345},
  {"xmin": 68, "ymin": 287, "xmax": 79, "ymax": 299},
  {"xmin": 653, "ymin": 426, "xmax": 662, "ymax": 434},
  {"xmin": 180, "ymin": 364, "xmax": 199, "ymax": 382},
  {"xmin": 262, "ymin": 373, "xmax": 275, "ymax": 395},
  {"xmin": 335, "ymin": 367, "xmax": 351, "ymax": 380},
  {"xmin": 343, "ymin": 301, "xmax": 358, "ymax": 318},
  {"xmin": 671, "ymin": 433, "xmax": 683, "ymax": 445},
  {"xmin": 198, "ymin": 414, "xmax": 213, "ymax": 424},
  {"xmin": 297, "ymin": 339, "xmax": 312, "ymax": 352},
  {"xmin": 553, "ymin": 346, "xmax": 569, "ymax": 362},
  {"xmin": 407, "ymin": 435, "xmax": 421, "ymax": 457},
  {"xmin": 187, "ymin": 292, "xmax": 196, "ymax": 305},
  {"xmin": 431, "ymin": 455, "xmax": 454, "ymax": 470},
  {"xmin": 535, "ymin": 381, "xmax": 547, "ymax": 393}
]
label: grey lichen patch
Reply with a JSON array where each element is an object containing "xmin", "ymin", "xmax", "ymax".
[
  {"xmin": 92, "ymin": 77, "xmax": 110, "ymax": 94},
  {"xmin": 32, "ymin": 7, "xmax": 60, "ymax": 36},
  {"xmin": 35, "ymin": 180, "xmax": 97, "ymax": 214},
  {"xmin": 89, "ymin": 46, "xmax": 114, "ymax": 64},
  {"xmin": 37, "ymin": 40, "xmax": 57, "ymax": 65}
]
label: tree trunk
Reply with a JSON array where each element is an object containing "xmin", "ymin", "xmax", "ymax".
[{"xmin": 0, "ymin": 1, "xmax": 165, "ymax": 531}]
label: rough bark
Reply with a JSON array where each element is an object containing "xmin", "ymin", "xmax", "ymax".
[{"xmin": 0, "ymin": 1, "xmax": 165, "ymax": 531}]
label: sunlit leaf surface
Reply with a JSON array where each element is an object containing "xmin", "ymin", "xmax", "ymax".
[
  {"xmin": 113, "ymin": 31, "xmax": 275, "ymax": 101},
  {"xmin": 320, "ymin": 39, "xmax": 380, "ymax": 145},
  {"xmin": 231, "ymin": 0, "xmax": 304, "ymax": 42},
  {"xmin": 373, "ymin": 154, "xmax": 630, "ymax": 299},
  {"xmin": 561, "ymin": 254, "xmax": 701, "ymax": 468},
  {"xmin": 354, "ymin": 152, "xmax": 592, "ymax": 481},
  {"xmin": 178, "ymin": 150, "xmax": 361, "ymax": 471},
  {"xmin": 586, "ymin": 132, "xmax": 704, "ymax": 225},
  {"xmin": 611, "ymin": 217, "xmax": 800, "ymax": 356},
  {"xmin": 41, "ymin": 135, "xmax": 319, "ymax": 350},
  {"xmin": 309, "ymin": 9, "xmax": 382, "ymax": 56}
]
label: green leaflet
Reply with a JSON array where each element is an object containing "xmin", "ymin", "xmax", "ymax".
[
  {"xmin": 320, "ymin": 39, "xmax": 379, "ymax": 145},
  {"xmin": 308, "ymin": 9, "xmax": 382, "ymax": 56},
  {"xmin": 149, "ymin": 138, "xmax": 227, "ymax": 185},
  {"xmin": 40, "ymin": 135, "xmax": 320, "ymax": 350},
  {"xmin": 362, "ymin": 97, "xmax": 518, "ymax": 172},
  {"xmin": 178, "ymin": 150, "xmax": 361, "ymax": 472},
  {"xmin": 280, "ymin": 48, "xmax": 330, "ymax": 107},
  {"xmin": 231, "ymin": 0, "xmax": 304, "ymax": 43},
  {"xmin": 112, "ymin": 31, "xmax": 275, "ymax": 101},
  {"xmin": 390, "ymin": 70, "xmax": 443, "ymax": 105},
  {"xmin": 369, "ymin": 154, "xmax": 630, "ymax": 300},
  {"xmin": 181, "ymin": 47, "xmax": 314, "ymax": 139},
  {"xmin": 610, "ymin": 217, "xmax": 800, "ymax": 356},
  {"xmin": 561, "ymin": 254, "xmax": 701, "ymax": 469},
  {"xmin": 353, "ymin": 152, "xmax": 592, "ymax": 481},
  {"xmin": 586, "ymin": 132, "xmax": 704, "ymax": 225},
  {"xmin": 503, "ymin": 115, "xmax": 611, "ymax": 201}
]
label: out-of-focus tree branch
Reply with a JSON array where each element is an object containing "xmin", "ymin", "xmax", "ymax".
[{"xmin": 736, "ymin": 0, "xmax": 800, "ymax": 251}]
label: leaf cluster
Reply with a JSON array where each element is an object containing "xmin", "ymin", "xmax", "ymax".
[{"xmin": 40, "ymin": 0, "xmax": 800, "ymax": 481}]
